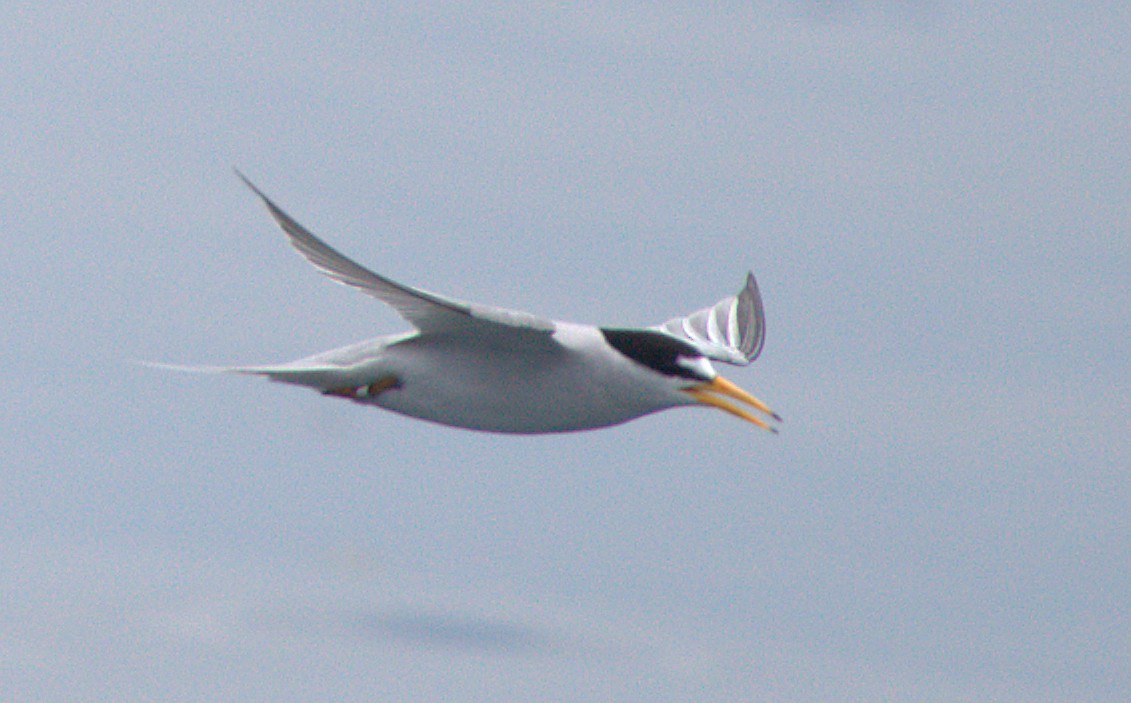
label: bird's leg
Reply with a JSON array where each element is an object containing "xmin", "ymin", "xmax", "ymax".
[{"xmin": 323, "ymin": 375, "xmax": 402, "ymax": 399}]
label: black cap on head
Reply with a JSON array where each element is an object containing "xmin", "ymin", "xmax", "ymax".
[{"xmin": 600, "ymin": 328, "xmax": 710, "ymax": 381}]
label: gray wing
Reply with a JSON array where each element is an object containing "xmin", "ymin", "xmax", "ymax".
[
  {"xmin": 654, "ymin": 272, "xmax": 766, "ymax": 365},
  {"xmin": 236, "ymin": 172, "xmax": 555, "ymax": 337}
]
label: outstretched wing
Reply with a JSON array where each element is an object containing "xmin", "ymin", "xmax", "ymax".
[
  {"xmin": 654, "ymin": 272, "xmax": 766, "ymax": 365},
  {"xmin": 236, "ymin": 171, "xmax": 556, "ymax": 337}
]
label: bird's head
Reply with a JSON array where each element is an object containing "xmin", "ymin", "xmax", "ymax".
[{"xmin": 600, "ymin": 329, "xmax": 779, "ymax": 432}]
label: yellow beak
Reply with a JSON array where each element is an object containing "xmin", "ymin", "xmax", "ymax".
[{"xmin": 683, "ymin": 375, "xmax": 781, "ymax": 433}]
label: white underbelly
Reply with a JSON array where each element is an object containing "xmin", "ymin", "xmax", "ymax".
[{"xmin": 369, "ymin": 334, "xmax": 670, "ymax": 433}]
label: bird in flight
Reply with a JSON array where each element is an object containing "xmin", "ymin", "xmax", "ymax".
[{"xmin": 170, "ymin": 173, "xmax": 781, "ymax": 434}]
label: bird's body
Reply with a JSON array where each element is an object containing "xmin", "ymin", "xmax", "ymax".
[
  {"xmin": 252, "ymin": 323, "xmax": 720, "ymax": 433},
  {"xmin": 172, "ymin": 174, "xmax": 780, "ymax": 435}
]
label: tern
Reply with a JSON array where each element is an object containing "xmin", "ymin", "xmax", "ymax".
[{"xmin": 170, "ymin": 174, "xmax": 781, "ymax": 434}]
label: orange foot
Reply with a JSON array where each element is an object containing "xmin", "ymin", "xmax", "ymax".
[{"xmin": 323, "ymin": 375, "xmax": 402, "ymax": 399}]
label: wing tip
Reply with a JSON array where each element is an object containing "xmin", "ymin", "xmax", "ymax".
[
  {"xmin": 742, "ymin": 271, "xmax": 759, "ymax": 296},
  {"xmin": 232, "ymin": 167, "xmax": 261, "ymax": 198},
  {"xmin": 232, "ymin": 168, "xmax": 284, "ymax": 218}
]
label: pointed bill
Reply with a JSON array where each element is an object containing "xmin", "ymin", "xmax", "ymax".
[{"xmin": 683, "ymin": 375, "xmax": 781, "ymax": 432}]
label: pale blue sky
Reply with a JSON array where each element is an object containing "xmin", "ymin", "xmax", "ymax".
[{"xmin": 3, "ymin": 2, "xmax": 1128, "ymax": 701}]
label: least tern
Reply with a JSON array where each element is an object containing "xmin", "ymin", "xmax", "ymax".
[{"xmin": 173, "ymin": 174, "xmax": 780, "ymax": 434}]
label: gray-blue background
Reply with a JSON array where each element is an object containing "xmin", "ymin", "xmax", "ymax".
[{"xmin": 3, "ymin": 3, "xmax": 1127, "ymax": 701}]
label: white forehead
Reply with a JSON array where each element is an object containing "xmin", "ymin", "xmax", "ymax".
[{"xmin": 676, "ymin": 354, "xmax": 717, "ymax": 381}]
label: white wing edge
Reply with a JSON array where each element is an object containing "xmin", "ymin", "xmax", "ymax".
[{"xmin": 654, "ymin": 272, "xmax": 766, "ymax": 365}]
